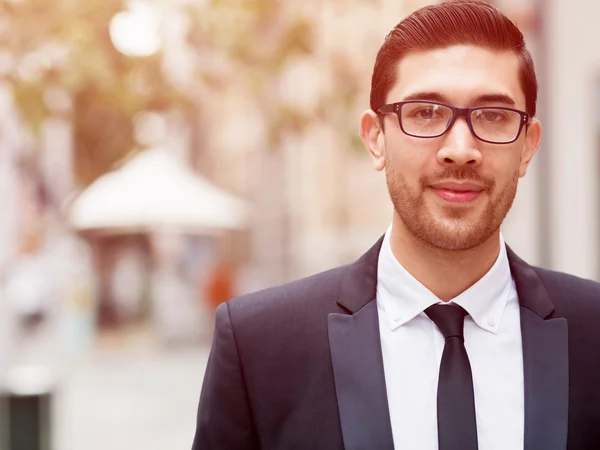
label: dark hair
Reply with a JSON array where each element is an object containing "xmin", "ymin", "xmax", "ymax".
[{"xmin": 370, "ymin": 0, "xmax": 537, "ymax": 116}]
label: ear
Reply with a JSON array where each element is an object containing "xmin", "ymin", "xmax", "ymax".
[
  {"xmin": 519, "ymin": 118, "xmax": 542, "ymax": 178},
  {"xmin": 359, "ymin": 110, "xmax": 386, "ymax": 172}
]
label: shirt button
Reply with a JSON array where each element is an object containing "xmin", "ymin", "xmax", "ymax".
[
  {"xmin": 394, "ymin": 315, "xmax": 403, "ymax": 322},
  {"xmin": 487, "ymin": 317, "xmax": 496, "ymax": 327}
]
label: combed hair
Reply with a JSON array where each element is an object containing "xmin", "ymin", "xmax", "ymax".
[{"xmin": 370, "ymin": 0, "xmax": 537, "ymax": 116}]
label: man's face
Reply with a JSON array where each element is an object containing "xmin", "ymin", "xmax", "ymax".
[{"xmin": 361, "ymin": 45, "xmax": 542, "ymax": 251}]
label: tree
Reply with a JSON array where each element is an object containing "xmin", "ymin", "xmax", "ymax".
[{"xmin": 1, "ymin": 0, "xmax": 190, "ymax": 185}]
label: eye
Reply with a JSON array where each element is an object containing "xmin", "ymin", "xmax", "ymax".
[
  {"xmin": 476, "ymin": 109, "xmax": 507, "ymax": 122},
  {"xmin": 412, "ymin": 106, "xmax": 442, "ymax": 120}
]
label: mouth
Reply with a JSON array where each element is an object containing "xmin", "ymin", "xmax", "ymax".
[
  {"xmin": 429, "ymin": 182, "xmax": 485, "ymax": 204},
  {"xmin": 431, "ymin": 188, "xmax": 482, "ymax": 203}
]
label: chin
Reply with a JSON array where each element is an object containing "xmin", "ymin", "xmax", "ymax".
[
  {"xmin": 408, "ymin": 210, "xmax": 496, "ymax": 251},
  {"xmin": 426, "ymin": 230, "xmax": 493, "ymax": 251}
]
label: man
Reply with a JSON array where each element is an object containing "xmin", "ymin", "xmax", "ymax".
[{"xmin": 192, "ymin": 1, "xmax": 600, "ymax": 449}]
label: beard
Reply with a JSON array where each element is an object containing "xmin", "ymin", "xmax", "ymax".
[{"xmin": 386, "ymin": 163, "xmax": 518, "ymax": 251}]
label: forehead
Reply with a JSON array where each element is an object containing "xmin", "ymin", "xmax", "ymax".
[{"xmin": 387, "ymin": 45, "xmax": 525, "ymax": 108}]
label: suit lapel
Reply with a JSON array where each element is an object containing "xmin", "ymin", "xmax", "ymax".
[
  {"xmin": 508, "ymin": 247, "xmax": 569, "ymax": 450},
  {"xmin": 328, "ymin": 237, "xmax": 394, "ymax": 450},
  {"xmin": 327, "ymin": 239, "xmax": 569, "ymax": 450},
  {"xmin": 329, "ymin": 300, "xmax": 394, "ymax": 450}
]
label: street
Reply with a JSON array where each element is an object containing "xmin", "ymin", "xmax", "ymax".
[{"xmin": 53, "ymin": 326, "xmax": 210, "ymax": 450}]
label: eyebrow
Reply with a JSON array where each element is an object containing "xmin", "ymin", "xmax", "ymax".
[{"xmin": 402, "ymin": 91, "xmax": 517, "ymax": 107}]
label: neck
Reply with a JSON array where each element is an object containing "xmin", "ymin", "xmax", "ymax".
[{"xmin": 389, "ymin": 215, "xmax": 501, "ymax": 302}]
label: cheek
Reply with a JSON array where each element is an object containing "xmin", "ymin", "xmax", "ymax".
[
  {"xmin": 484, "ymin": 150, "xmax": 522, "ymax": 187},
  {"xmin": 387, "ymin": 153, "xmax": 428, "ymax": 189},
  {"xmin": 386, "ymin": 134, "xmax": 434, "ymax": 176}
]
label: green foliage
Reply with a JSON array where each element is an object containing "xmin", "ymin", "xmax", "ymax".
[
  {"xmin": 3, "ymin": 0, "xmax": 364, "ymax": 184},
  {"xmin": 1, "ymin": 0, "xmax": 190, "ymax": 185},
  {"xmin": 184, "ymin": 0, "xmax": 316, "ymax": 148}
]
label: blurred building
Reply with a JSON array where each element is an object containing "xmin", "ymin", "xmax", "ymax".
[{"xmin": 544, "ymin": 0, "xmax": 599, "ymax": 280}]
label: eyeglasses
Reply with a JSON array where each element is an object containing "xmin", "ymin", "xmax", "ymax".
[{"xmin": 377, "ymin": 100, "xmax": 530, "ymax": 144}]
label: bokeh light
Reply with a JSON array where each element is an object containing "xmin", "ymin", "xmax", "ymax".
[{"xmin": 110, "ymin": 2, "xmax": 161, "ymax": 57}]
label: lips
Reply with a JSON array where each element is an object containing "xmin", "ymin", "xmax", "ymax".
[
  {"xmin": 433, "ymin": 188, "xmax": 482, "ymax": 203},
  {"xmin": 429, "ymin": 182, "xmax": 484, "ymax": 204}
]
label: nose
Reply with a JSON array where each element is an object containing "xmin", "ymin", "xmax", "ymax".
[{"xmin": 436, "ymin": 116, "xmax": 482, "ymax": 167}]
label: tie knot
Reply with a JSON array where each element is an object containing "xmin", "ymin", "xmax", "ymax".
[{"xmin": 425, "ymin": 303, "xmax": 468, "ymax": 339}]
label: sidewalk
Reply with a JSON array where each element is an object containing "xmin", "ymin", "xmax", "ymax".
[{"xmin": 53, "ymin": 326, "xmax": 211, "ymax": 450}]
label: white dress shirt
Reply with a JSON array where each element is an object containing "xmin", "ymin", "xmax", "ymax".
[{"xmin": 377, "ymin": 226, "xmax": 524, "ymax": 450}]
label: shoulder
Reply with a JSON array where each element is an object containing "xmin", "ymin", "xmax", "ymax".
[
  {"xmin": 225, "ymin": 264, "xmax": 350, "ymax": 324},
  {"xmin": 213, "ymin": 265, "xmax": 350, "ymax": 359},
  {"xmin": 532, "ymin": 266, "xmax": 600, "ymax": 315},
  {"xmin": 534, "ymin": 266, "xmax": 600, "ymax": 297}
]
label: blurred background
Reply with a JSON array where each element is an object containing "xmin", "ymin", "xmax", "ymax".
[{"xmin": 0, "ymin": 0, "xmax": 597, "ymax": 448}]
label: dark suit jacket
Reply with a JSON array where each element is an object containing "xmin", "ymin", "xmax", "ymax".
[{"xmin": 192, "ymin": 238, "xmax": 600, "ymax": 450}]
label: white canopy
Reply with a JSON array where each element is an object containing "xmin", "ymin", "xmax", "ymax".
[{"xmin": 68, "ymin": 148, "xmax": 249, "ymax": 234}]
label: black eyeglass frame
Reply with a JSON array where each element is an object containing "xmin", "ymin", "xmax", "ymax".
[{"xmin": 377, "ymin": 100, "xmax": 531, "ymax": 145}]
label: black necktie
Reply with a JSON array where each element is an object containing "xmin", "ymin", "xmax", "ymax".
[{"xmin": 425, "ymin": 303, "xmax": 478, "ymax": 450}]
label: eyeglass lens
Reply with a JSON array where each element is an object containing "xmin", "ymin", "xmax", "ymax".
[{"xmin": 399, "ymin": 102, "xmax": 522, "ymax": 143}]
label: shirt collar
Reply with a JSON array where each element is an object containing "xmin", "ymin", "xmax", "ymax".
[{"xmin": 376, "ymin": 225, "xmax": 512, "ymax": 335}]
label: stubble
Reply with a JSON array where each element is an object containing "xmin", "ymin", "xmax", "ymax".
[{"xmin": 385, "ymin": 164, "xmax": 519, "ymax": 251}]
